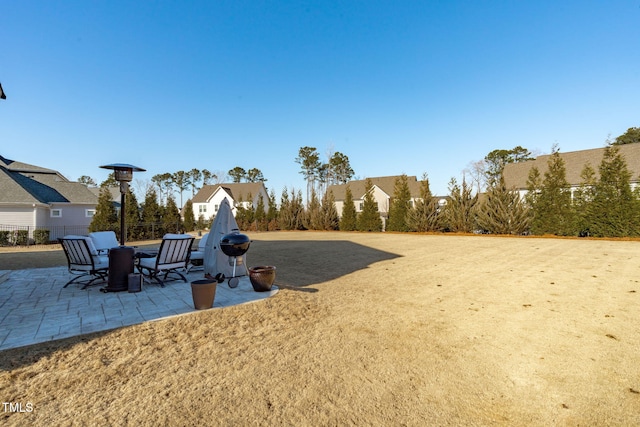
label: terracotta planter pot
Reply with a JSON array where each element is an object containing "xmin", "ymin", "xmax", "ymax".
[
  {"xmin": 248, "ymin": 266, "xmax": 276, "ymax": 292},
  {"xmin": 191, "ymin": 279, "xmax": 217, "ymax": 309}
]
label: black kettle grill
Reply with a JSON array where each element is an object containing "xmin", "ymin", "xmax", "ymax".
[{"xmin": 219, "ymin": 230, "xmax": 251, "ymax": 287}]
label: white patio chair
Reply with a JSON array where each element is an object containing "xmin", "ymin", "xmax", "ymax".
[
  {"xmin": 187, "ymin": 232, "xmax": 208, "ymax": 272},
  {"xmin": 136, "ymin": 234, "xmax": 194, "ymax": 287},
  {"xmin": 89, "ymin": 231, "xmax": 120, "ymax": 255},
  {"xmin": 59, "ymin": 236, "xmax": 109, "ymax": 289}
]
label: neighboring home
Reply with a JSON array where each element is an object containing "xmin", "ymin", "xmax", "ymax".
[
  {"xmin": 0, "ymin": 155, "xmax": 98, "ymax": 242},
  {"xmin": 327, "ymin": 175, "xmax": 447, "ymax": 228},
  {"xmin": 89, "ymin": 186, "xmax": 122, "ymax": 211},
  {"xmin": 191, "ymin": 182, "xmax": 269, "ymax": 221},
  {"xmin": 503, "ymin": 144, "xmax": 640, "ymax": 199}
]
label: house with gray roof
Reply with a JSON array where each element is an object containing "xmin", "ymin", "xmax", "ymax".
[
  {"xmin": 503, "ymin": 144, "xmax": 640, "ymax": 198},
  {"xmin": 0, "ymin": 155, "xmax": 98, "ymax": 242},
  {"xmin": 327, "ymin": 175, "xmax": 447, "ymax": 229},
  {"xmin": 191, "ymin": 182, "xmax": 269, "ymax": 221}
]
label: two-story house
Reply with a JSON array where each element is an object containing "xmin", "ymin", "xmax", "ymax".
[
  {"xmin": 191, "ymin": 182, "xmax": 269, "ymax": 221},
  {"xmin": 327, "ymin": 175, "xmax": 446, "ymax": 229}
]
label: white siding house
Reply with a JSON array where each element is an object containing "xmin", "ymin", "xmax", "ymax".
[
  {"xmin": 191, "ymin": 183, "xmax": 269, "ymax": 222},
  {"xmin": 0, "ymin": 155, "xmax": 98, "ymax": 242}
]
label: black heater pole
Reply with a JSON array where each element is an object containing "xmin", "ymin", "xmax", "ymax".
[
  {"xmin": 120, "ymin": 191, "xmax": 126, "ymax": 246},
  {"xmin": 99, "ymin": 163, "xmax": 145, "ymax": 247}
]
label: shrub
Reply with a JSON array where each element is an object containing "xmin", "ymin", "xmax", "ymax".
[{"xmin": 34, "ymin": 229, "xmax": 50, "ymax": 245}]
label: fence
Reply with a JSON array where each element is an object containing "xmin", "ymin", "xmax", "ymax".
[{"xmin": 0, "ymin": 222, "xmax": 184, "ymax": 247}]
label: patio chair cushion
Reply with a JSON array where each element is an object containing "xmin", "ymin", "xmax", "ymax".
[
  {"xmin": 163, "ymin": 233, "xmax": 193, "ymax": 240},
  {"xmin": 189, "ymin": 233, "xmax": 208, "ymax": 262},
  {"xmin": 89, "ymin": 231, "xmax": 120, "ymax": 253}
]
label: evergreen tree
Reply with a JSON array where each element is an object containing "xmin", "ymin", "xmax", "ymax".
[
  {"xmin": 571, "ymin": 163, "xmax": 597, "ymax": 236},
  {"xmin": 319, "ymin": 190, "xmax": 340, "ymax": 230},
  {"xmin": 612, "ymin": 127, "xmax": 640, "ymax": 145},
  {"xmin": 182, "ymin": 199, "xmax": 196, "ymax": 232},
  {"xmin": 589, "ymin": 145, "xmax": 640, "ymax": 236},
  {"xmin": 339, "ymin": 185, "xmax": 357, "ymax": 231},
  {"xmin": 443, "ymin": 177, "xmax": 478, "ymax": 233},
  {"xmin": 89, "ymin": 186, "xmax": 118, "ymax": 232},
  {"xmin": 124, "ymin": 189, "xmax": 141, "ymax": 240},
  {"xmin": 234, "ymin": 197, "xmax": 255, "ymax": 231},
  {"xmin": 530, "ymin": 147, "xmax": 573, "ymax": 236},
  {"xmin": 254, "ymin": 194, "xmax": 267, "ymax": 231},
  {"xmin": 196, "ymin": 214, "xmax": 207, "ymax": 231},
  {"xmin": 407, "ymin": 175, "xmax": 442, "ymax": 232},
  {"xmin": 305, "ymin": 188, "xmax": 322, "ymax": 230},
  {"xmin": 279, "ymin": 188, "xmax": 305, "ymax": 230},
  {"xmin": 163, "ymin": 195, "xmax": 182, "ymax": 233},
  {"xmin": 476, "ymin": 177, "xmax": 530, "ymax": 235},
  {"xmin": 386, "ymin": 174, "xmax": 412, "ymax": 232},
  {"xmin": 525, "ymin": 166, "xmax": 542, "ymax": 209},
  {"xmin": 267, "ymin": 189, "xmax": 279, "ymax": 231},
  {"xmin": 357, "ymin": 179, "xmax": 383, "ymax": 231},
  {"xmin": 141, "ymin": 188, "xmax": 162, "ymax": 239}
]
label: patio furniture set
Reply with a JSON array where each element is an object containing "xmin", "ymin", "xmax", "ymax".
[{"xmin": 58, "ymin": 231, "xmax": 197, "ymax": 291}]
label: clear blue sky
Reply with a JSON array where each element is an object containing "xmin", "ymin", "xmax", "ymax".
[{"xmin": 2, "ymin": 1, "xmax": 639, "ymax": 199}]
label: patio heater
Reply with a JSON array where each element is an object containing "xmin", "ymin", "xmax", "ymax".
[
  {"xmin": 99, "ymin": 163, "xmax": 145, "ymax": 292},
  {"xmin": 99, "ymin": 163, "xmax": 146, "ymax": 245}
]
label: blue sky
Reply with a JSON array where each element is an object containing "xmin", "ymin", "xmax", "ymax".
[{"xmin": 2, "ymin": 1, "xmax": 639, "ymax": 199}]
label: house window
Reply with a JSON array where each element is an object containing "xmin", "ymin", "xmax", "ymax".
[
  {"xmin": 214, "ymin": 204, "xmax": 219, "ymax": 212},
  {"xmin": 358, "ymin": 203, "xmax": 363, "ymax": 211},
  {"xmin": 86, "ymin": 209, "xmax": 96, "ymax": 218},
  {"xmin": 51, "ymin": 209, "xmax": 62, "ymax": 218},
  {"xmin": 199, "ymin": 205, "xmax": 207, "ymax": 213}
]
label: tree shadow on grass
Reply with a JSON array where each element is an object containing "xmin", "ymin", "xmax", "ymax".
[{"xmin": 247, "ymin": 239, "xmax": 401, "ymax": 289}]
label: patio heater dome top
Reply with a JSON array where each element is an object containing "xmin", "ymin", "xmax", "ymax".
[{"xmin": 99, "ymin": 164, "xmax": 146, "ymax": 182}]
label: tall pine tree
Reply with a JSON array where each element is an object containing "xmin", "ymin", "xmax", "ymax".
[
  {"xmin": 407, "ymin": 175, "xmax": 442, "ymax": 232},
  {"xmin": 386, "ymin": 174, "xmax": 412, "ymax": 232},
  {"xmin": 476, "ymin": 177, "xmax": 530, "ymax": 235},
  {"xmin": 182, "ymin": 199, "xmax": 196, "ymax": 232},
  {"xmin": 163, "ymin": 195, "xmax": 182, "ymax": 234},
  {"xmin": 124, "ymin": 189, "xmax": 141, "ymax": 240},
  {"xmin": 589, "ymin": 145, "xmax": 640, "ymax": 236},
  {"xmin": 357, "ymin": 179, "xmax": 383, "ymax": 231},
  {"xmin": 339, "ymin": 186, "xmax": 357, "ymax": 231},
  {"xmin": 530, "ymin": 147, "xmax": 573, "ymax": 236},
  {"xmin": 443, "ymin": 177, "xmax": 478, "ymax": 233},
  {"xmin": 89, "ymin": 186, "xmax": 118, "ymax": 232},
  {"xmin": 319, "ymin": 190, "xmax": 340, "ymax": 230}
]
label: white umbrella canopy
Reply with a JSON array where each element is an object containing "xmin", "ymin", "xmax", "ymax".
[{"xmin": 203, "ymin": 198, "xmax": 247, "ymax": 278}]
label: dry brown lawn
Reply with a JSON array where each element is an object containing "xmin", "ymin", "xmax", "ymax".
[{"xmin": 1, "ymin": 231, "xmax": 640, "ymax": 426}]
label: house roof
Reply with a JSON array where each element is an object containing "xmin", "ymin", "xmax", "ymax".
[
  {"xmin": 0, "ymin": 155, "xmax": 98, "ymax": 205},
  {"xmin": 328, "ymin": 175, "xmax": 424, "ymax": 201},
  {"xmin": 191, "ymin": 182, "xmax": 267, "ymax": 204},
  {"xmin": 503, "ymin": 144, "xmax": 640, "ymax": 190},
  {"xmin": 89, "ymin": 186, "xmax": 122, "ymax": 207}
]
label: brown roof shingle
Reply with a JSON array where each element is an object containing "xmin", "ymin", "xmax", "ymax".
[
  {"xmin": 328, "ymin": 175, "xmax": 424, "ymax": 201},
  {"xmin": 503, "ymin": 144, "xmax": 640, "ymax": 190}
]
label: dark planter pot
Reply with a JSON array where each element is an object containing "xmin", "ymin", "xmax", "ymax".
[
  {"xmin": 248, "ymin": 266, "xmax": 276, "ymax": 292},
  {"xmin": 191, "ymin": 279, "xmax": 217, "ymax": 309}
]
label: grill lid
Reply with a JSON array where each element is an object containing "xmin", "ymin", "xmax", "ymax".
[{"xmin": 220, "ymin": 231, "xmax": 251, "ymax": 256}]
